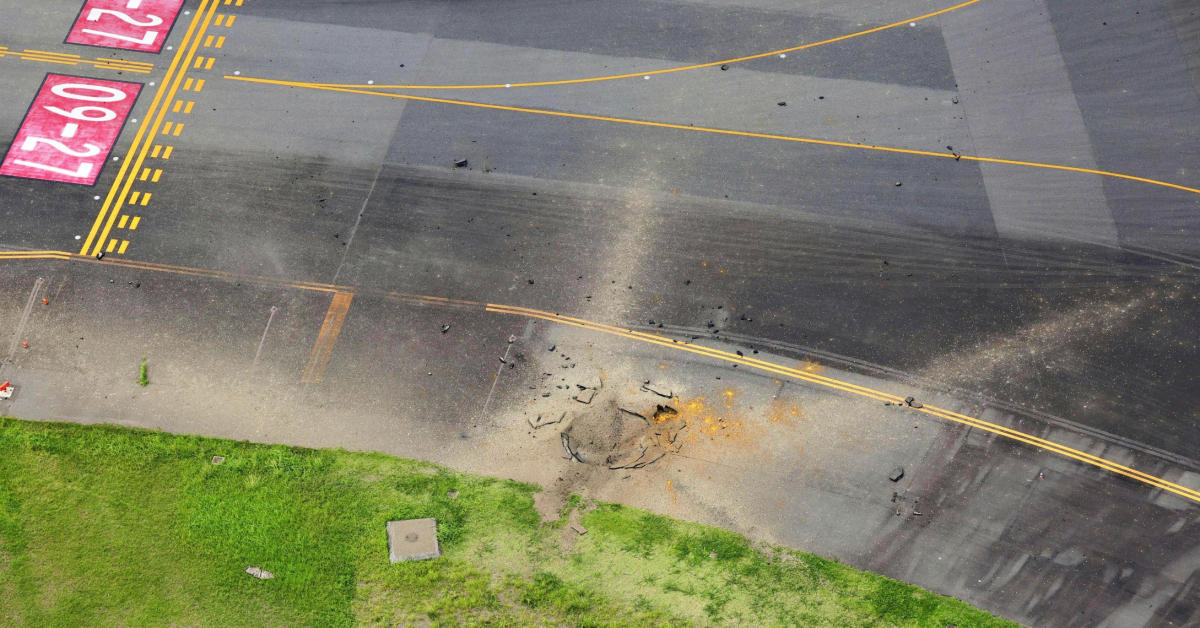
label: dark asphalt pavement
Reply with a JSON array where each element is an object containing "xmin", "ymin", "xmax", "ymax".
[{"xmin": 2, "ymin": 0, "xmax": 1200, "ymax": 626}]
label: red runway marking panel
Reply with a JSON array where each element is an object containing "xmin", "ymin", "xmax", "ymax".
[
  {"xmin": 1, "ymin": 74, "xmax": 142, "ymax": 186},
  {"xmin": 65, "ymin": 0, "xmax": 187, "ymax": 54}
]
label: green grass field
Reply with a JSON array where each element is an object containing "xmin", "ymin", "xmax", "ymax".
[{"xmin": 0, "ymin": 417, "xmax": 1019, "ymax": 627}]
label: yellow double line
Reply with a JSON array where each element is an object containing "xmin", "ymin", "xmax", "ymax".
[
  {"xmin": 5, "ymin": 249, "xmax": 1197, "ymax": 503},
  {"xmin": 79, "ymin": 0, "xmax": 221, "ymax": 256},
  {"xmin": 486, "ymin": 304, "xmax": 1200, "ymax": 504},
  {"xmin": 0, "ymin": 47, "xmax": 153, "ymax": 73}
]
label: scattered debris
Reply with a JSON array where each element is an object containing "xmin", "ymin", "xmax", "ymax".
[
  {"xmin": 529, "ymin": 412, "xmax": 566, "ymax": 429},
  {"xmin": 579, "ymin": 376, "xmax": 603, "ymax": 390},
  {"xmin": 720, "ymin": 64, "xmax": 729, "ymax": 70},
  {"xmin": 619, "ymin": 407, "xmax": 649, "ymax": 423},
  {"xmin": 508, "ymin": 335, "xmax": 516, "ymax": 343},
  {"xmin": 952, "ymin": 95, "xmax": 959, "ymax": 104},
  {"xmin": 447, "ymin": 490, "xmax": 459, "ymax": 500},
  {"xmin": 895, "ymin": 181, "xmax": 903, "ymax": 187},
  {"xmin": 561, "ymin": 432, "xmax": 584, "ymax": 463},
  {"xmin": 454, "ymin": 158, "xmax": 468, "ymax": 168},
  {"xmin": 548, "ymin": 344, "xmax": 556, "ymax": 352},
  {"xmin": 211, "ymin": 456, "xmax": 225, "ymax": 465},
  {"xmin": 571, "ymin": 523, "xmax": 588, "ymax": 535},
  {"xmin": 42, "ymin": 298, "xmax": 48, "ymax": 305},
  {"xmin": 889, "ymin": 467, "xmax": 905, "ymax": 482},
  {"xmin": 574, "ymin": 388, "xmax": 597, "ymax": 404},
  {"xmin": 0, "ymin": 382, "xmax": 14, "ymax": 400},
  {"xmin": 245, "ymin": 566, "xmax": 275, "ymax": 580},
  {"xmin": 904, "ymin": 396, "xmax": 924, "ymax": 409},
  {"xmin": 640, "ymin": 382, "xmax": 673, "ymax": 398},
  {"xmin": 441, "ymin": 324, "xmax": 450, "ymax": 333},
  {"xmin": 777, "ymin": 101, "xmax": 787, "ymax": 106}
]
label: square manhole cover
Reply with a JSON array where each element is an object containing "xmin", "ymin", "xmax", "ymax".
[{"xmin": 386, "ymin": 518, "xmax": 441, "ymax": 563}]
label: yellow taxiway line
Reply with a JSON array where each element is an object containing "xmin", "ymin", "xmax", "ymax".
[
  {"xmin": 224, "ymin": 77, "xmax": 1200, "ymax": 197},
  {"xmin": 299, "ymin": 0, "xmax": 986, "ymax": 91},
  {"xmin": 2, "ymin": 249, "xmax": 1198, "ymax": 503}
]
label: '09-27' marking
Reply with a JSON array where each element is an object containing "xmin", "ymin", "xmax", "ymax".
[{"xmin": 0, "ymin": 74, "xmax": 143, "ymax": 185}]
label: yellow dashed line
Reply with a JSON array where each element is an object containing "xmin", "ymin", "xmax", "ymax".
[
  {"xmin": 215, "ymin": 14, "xmax": 225, "ymax": 26},
  {"xmin": 118, "ymin": 215, "xmax": 129, "ymax": 229},
  {"xmin": 236, "ymin": 0, "xmax": 243, "ymax": 6},
  {"xmin": 118, "ymin": 241, "xmax": 129, "ymax": 254},
  {"xmin": 184, "ymin": 78, "xmax": 194, "ymax": 90},
  {"xmin": 194, "ymin": 79, "xmax": 205, "ymax": 92},
  {"xmin": 204, "ymin": 57, "xmax": 215, "ymax": 70},
  {"xmin": 204, "ymin": 35, "xmax": 215, "ymax": 47},
  {"xmin": 162, "ymin": 121, "xmax": 174, "ymax": 134},
  {"xmin": 106, "ymin": 239, "xmax": 117, "ymax": 253},
  {"xmin": 151, "ymin": 169, "xmax": 163, "ymax": 182},
  {"xmin": 226, "ymin": 15, "xmax": 237, "ymax": 27},
  {"xmin": 172, "ymin": 100, "xmax": 183, "ymax": 113},
  {"xmin": 172, "ymin": 123, "xmax": 184, "ymax": 136},
  {"xmin": 139, "ymin": 168, "xmax": 150, "ymax": 181},
  {"xmin": 194, "ymin": 56, "xmax": 204, "ymax": 69},
  {"xmin": 140, "ymin": 192, "xmax": 152, "ymax": 206},
  {"xmin": 184, "ymin": 101, "xmax": 195, "ymax": 114},
  {"xmin": 215, "ymin": 36, "xmax": 225, "ymax": 48},
  {"xmin": 151, "ymin": 145, "xmax": 162, "ymax": 158},
  {"xmin": 163, "ymin": 146, "xmax": 174, "ymax": 159},
  {"xmin": 129, "ymin": 191, "xmax": 141, "ymax": 204},
  {"xmin": 130, "ymin": 217, "xmax": 141, "ymax": 230}
]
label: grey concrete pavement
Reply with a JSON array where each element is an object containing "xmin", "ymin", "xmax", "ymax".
[{"xmin": 3, "ymin": 0, "xmax": 1200, "ymax": 626}]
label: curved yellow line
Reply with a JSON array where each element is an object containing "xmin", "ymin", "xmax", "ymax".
[
  {"xmin": 223, "ymin": 77, "xmax": 1200, "ymax": 196},
  {"xmin": 485, "ymin": 304, "xmax": 1200, "ymax": 504},
  {"xmin": 300, "ymin": 0, "xmax": 986, "ymax": 91}
]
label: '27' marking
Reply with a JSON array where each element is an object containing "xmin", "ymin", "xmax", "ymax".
[{"xmin": 65, "ymin": 0, "xmax": 187, "ymax": 54}]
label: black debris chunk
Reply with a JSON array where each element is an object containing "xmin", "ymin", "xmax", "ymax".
[
  {"xmin": 895, "ymin": 181, "xmax": 903, "ymax": 187},
  {"xmin": 720, "ymin": 64, "xmax": 729, "ymax": 70},
  {"xmin": 454, "ymin": 158, "xmax": 468, "ymax": 168},
  {"xmin": 548, "ymin": 345, "xmax": 556, "ymax": 352},
  {"xmin": 441, "ymin": 325, "xmax": 450, "ymax": 333},
  {"xmin": 778, "ymin": 101, "xmax": 787, "ymax": 106},
  {"xmin": 889, "ymin": 467, "xmax": 905, "ymax": 482}
]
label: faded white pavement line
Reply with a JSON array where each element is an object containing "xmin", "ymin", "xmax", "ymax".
[
  {"xmin": 941, "ymin": 0, "xmax": 1120, "ymax": 247},
  {"xmin": 6, "ymin": 277, "xmax": 43, "ymax": 364}
]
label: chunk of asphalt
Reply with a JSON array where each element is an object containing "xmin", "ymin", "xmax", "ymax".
[
  {"xmin": 889, "ymin": 467, "xmax": 905, "ymax": 482},
  {"xmin": 441, "ymin": 325, "xmax": 450, "ymax": 333},
  {"xmin": 641, "ymin": 382, "xmax": 673, "ymax": 398},
  {"xmin": 720, "ymin": 64, "xmax": 729, "ymax": 70},
  {"xmin": 454, "ymin": 158, "xmax": 468, "ymax": 168},
  {"xmin": 245, "ymin": 566, "xmax": 275, "ymax": 580},
  {"xmin": 574, "ymin": 388, "xmax": 597, "ymax": 404}
]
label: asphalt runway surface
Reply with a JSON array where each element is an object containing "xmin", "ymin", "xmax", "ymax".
[{"xmin": 2, "ymin": 0, "xmax": 1200, "ymax": 626}]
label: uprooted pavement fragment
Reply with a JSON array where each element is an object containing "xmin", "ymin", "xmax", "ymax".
[{"xmin": 640, "ymin": 382, "xmax": 673, "ymax": 398}]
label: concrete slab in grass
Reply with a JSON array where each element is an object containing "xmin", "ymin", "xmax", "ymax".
[{"xmin": 387, "ymin": 518, "xmax": 441, "ymax": 563}]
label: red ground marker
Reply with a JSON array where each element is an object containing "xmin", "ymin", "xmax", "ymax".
[
  {"xmin": 65, "ymin": 0, "xmax": 187, "ymax": 54},
  {"xmin": 0, "ymin": 74, "xmax": 142, "ymax": 185}
]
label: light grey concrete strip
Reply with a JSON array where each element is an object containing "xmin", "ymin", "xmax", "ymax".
[
  {"xmin": 401, "ymin": 37, "xmax": 969, "ymax": 154},
  {"xmin": 193, "ymin": 17, "xmax": 433, "ymax": 166},
  {"xmin": 940, "ymin": 0, "xmax": 1119, "ymax": 247}
]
